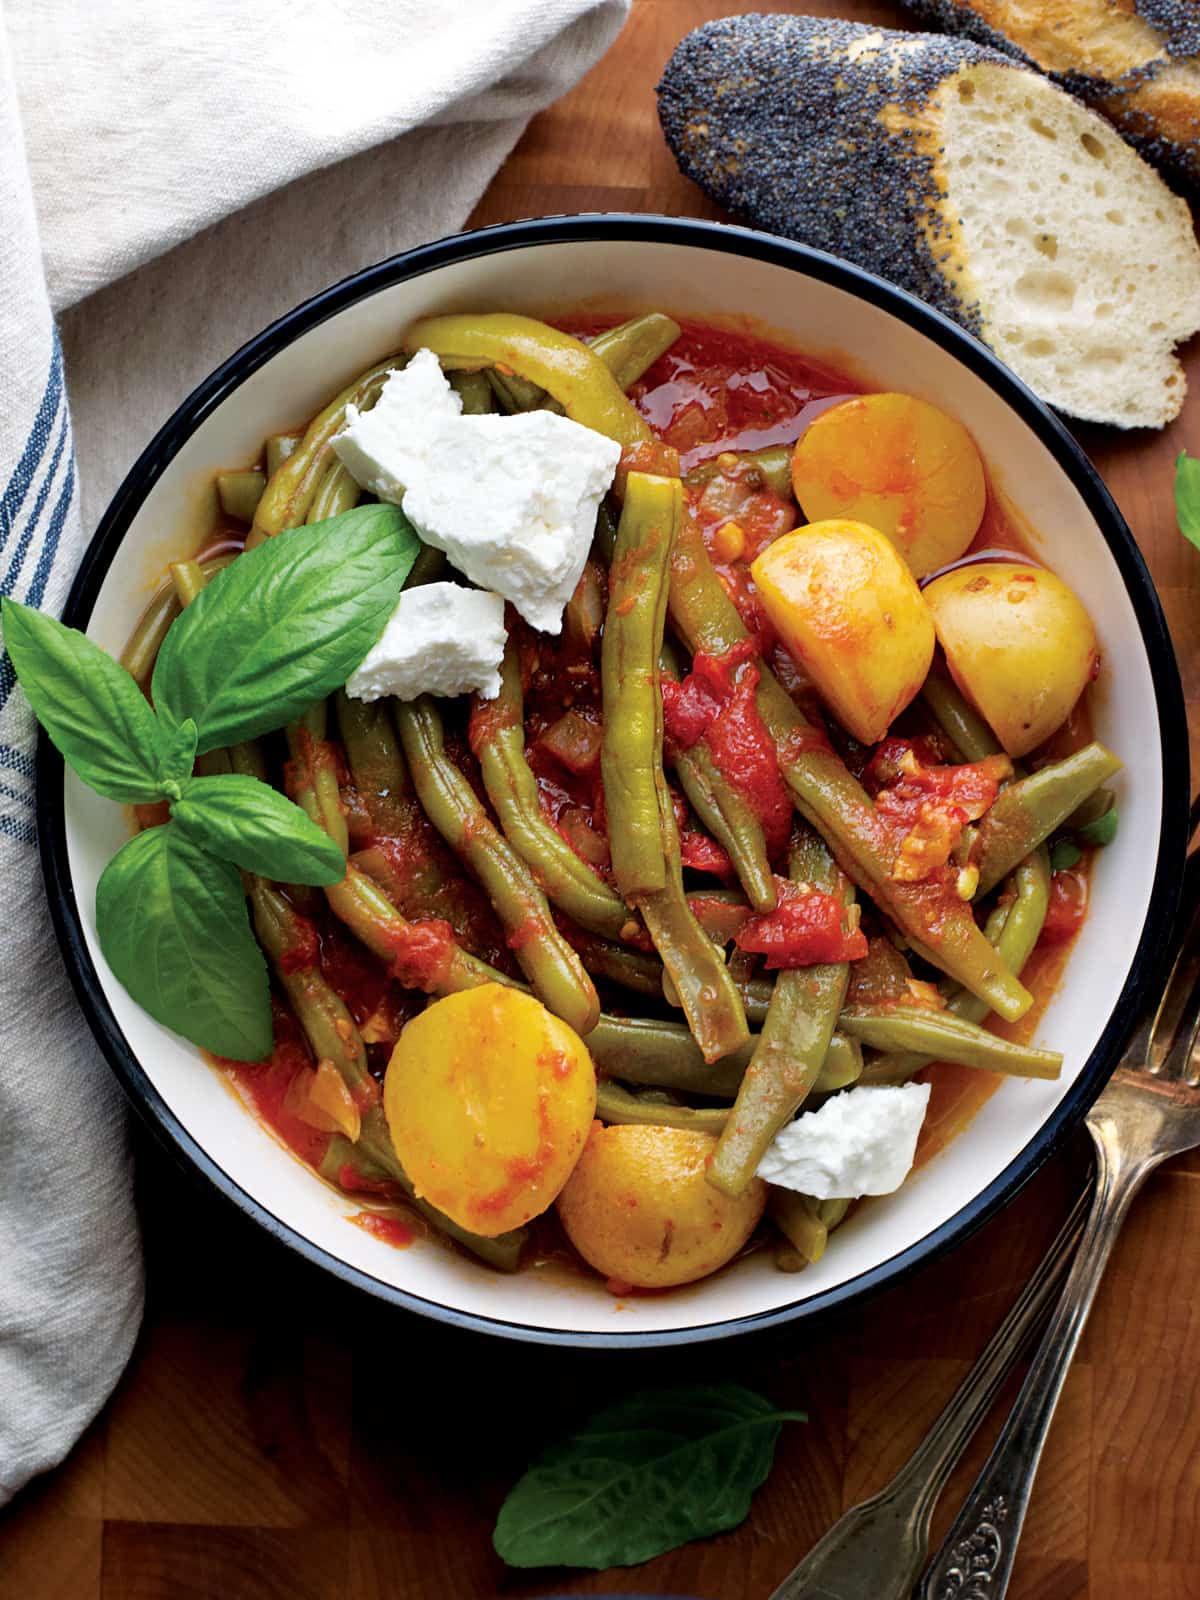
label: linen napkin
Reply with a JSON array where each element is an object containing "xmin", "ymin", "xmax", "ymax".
[{"xmin": 0, "ymin": 0, "xmax": 628, "ymax": 1504}]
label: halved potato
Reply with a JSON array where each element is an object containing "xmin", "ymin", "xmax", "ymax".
[
  {"xmin": 790, "ymin": 393, "xmax": 986, "ymax": 578},
  {"xmin": 923, "ymin": 562, "xmax": 1099, "ymax": 757},
  {"xmin": 383, "ymin": 984, "xmax": 596, "ymax": 1236},
  {"xmin": 751, "ymin": 518, "xmax": 935, "ymax": 745}
]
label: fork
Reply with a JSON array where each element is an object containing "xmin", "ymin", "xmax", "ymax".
[
  {"xmin": 768, "ymin": 845, "xmax": 1199, "ymax": 1600},
  {"xmin": 916, "ymin": 847, "xmax": 1200, "ymax": 1599}
]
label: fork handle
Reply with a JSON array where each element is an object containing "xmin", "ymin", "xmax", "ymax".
[{"xmin": 916, "ymin": 1127, "xmax": 1159, "ymax": 1600}]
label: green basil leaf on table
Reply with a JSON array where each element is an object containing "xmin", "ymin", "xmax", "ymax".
[
  {"xmin": 96, "ymin": 823, "xmax": 273, "ymax": 1061},
  {"xmin": 172, "ymin": 773, "xmax": 345, "ymax": 885},
  {"xmin": 1077, "ymin": 804, "xmax": 1118, "ymax": 848},
  {"xmin": 151, "ymin": 504, "xmax": 421, "ymax": 754},
  {"xmin": 493, "ymin": 1383, "xmax": 806, "ymax": 1570},
  {"xmin": 1175, "ymin": 450, "xmax": 1200, "ymax": 552},
  {"xmin": 2, "ymin": 599, "xmax": 172, "ymax": 802}
]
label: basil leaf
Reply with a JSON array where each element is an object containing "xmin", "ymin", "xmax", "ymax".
[
  {"xmin": 151, "ymin": 504, "xmax": 419, "ymax": 754},
  {"xmin": 1176, "ymin": 451, "xmax": 1200, "ymax": 552},
  {"xmin": 96, "ymin": 823, "xmax": 272, "ymax": 1061},
  {"xmin": 1050, "ymin": 838, "xmax": 1082, "ymax": 872},
  {"xmin": 493, "ymin": 1383, "xmax": 806, "ymax": 1570},
  {"xmin": 172, "ymin": 774, "xmax": 345, "ymax": 884},
  {"xmin": 2, "ymin": 598, "xmax": 169, "ymax": 802},
  {"xmin": 1077, "ymin": 804, "xmax": 1118, "ymax": 848},
  {"xmin": 156, "ymin": 717, "xmax": 198, "ymax": 798}
]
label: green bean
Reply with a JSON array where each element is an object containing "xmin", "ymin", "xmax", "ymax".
[
  {"xmin": 595, "ymin": 1080, "xmax": 727, "ymax": 1136},
  {"xmin": 287, "ymin": 704, "xmax": 349, "ymax": 854},
  {"xmin": 265, "ymin": 431, "xmax": 302, "ymax": 479},
  {"xmin": 448, "ymin": 370, "xmax": 495, "ymax": 414},
  {"xmin": 556, "ymin": 923, "xmax": 662, "ymax": 996},
  {"xmin": 863, "ymin": 846, "xmax": 1052, "ymax": 1086},
  {"xmin": 120, "ymin": 556, "xmax": 234, "ymax": 685},
  {"xmin": 1065, "ymin": 786, "xmax": 1115, "ymax": 834},
  {"xmin": 820, "ymin": 1197, "xmax": 852, "ymax": 1230},
  {"xmin": 661, "ymin": 643, "xmax": 776, "ymax": 914},
  {"xmin": 588, "ymin": 1013, "xmax": 859, "ymax": 1100},
  {"xmin": 320, "ymin": 1121, "xmax": 526, "ymax": 1272},
  {"xmin": 307, "ymin": 460, "xmax": 361, "ymax": 524},
  {"xmin": 973, "ymin": 744, "xmax": 1122, "ymax": 897},
  {"xmin": 920, "ymin": 674, "xmax": 1000, "ymax": 764},
  {"xmin": 335, "ymin": 691, "xmax": 424, "ymax": 841},
  {"xmin": 842, "ymin": 1003, "xmax": 1061, "ymax": 1077},
  {"xmin": 247, "ymin": 355, "xmax": 401, "ymax": 546},
  {"xmin": 251, "ymin": 880, "xmax": 372, "ymax": 1096},
  {"xmin": 684, "ymin": 443, "xmax": 793, "ymax": 501},
  {"xmin": 602, "ymin": 473, "xmax": 678, "ymax": 898},
  {"xmin": 406, "ymin": 543, "xmax": 449, "ymax": 588},
  {"xmin": 486, "ymin": 367, "xmax": 562, "ymax": 414},
  {"xmin": 217, "ymin": 469, "xmax": 267, "ymax": 524},
  {"xmin": 473, "ymin": 637, "xmax": 629, "ymax": 940},
  {"xmin": 395, "ymin": 695, "xmax": 599, "ymax": 1036},
  {"xmin": 594, "ymin": 499, "xmax": 619, "ymax": 564},
  {"xmin": 667, "ymin": 510, "xmax": 1032, "ymax": 1022},
  {"xmin": 588, "ymin": 313, "xmax": 682, "ymax": 390},
  {"xmin": 709, "ymin": 826, "xmax": 855, "ymax": 1196},
  {"xmin": 770, "ymin": 1190, "xmax": 827, "ymax": 1265}
]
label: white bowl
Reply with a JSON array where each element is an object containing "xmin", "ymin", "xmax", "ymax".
[{"xmin": 40, "ymin": 216, "xmax": 1188, "ymax": 1345}]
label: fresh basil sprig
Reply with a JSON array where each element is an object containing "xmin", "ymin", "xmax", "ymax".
[
  {"xmin": 3, "ymin": 503, "xmax": 420, "ymax": 1061},
  {"xmin": 1176, "ymin": 450, "xmax": 1200, "ymax": 552},
  {"xmin": 493, "ymin": 1383, "xmax": 806, "ymax": 1570}
]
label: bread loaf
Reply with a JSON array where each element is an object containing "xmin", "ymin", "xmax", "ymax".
[
  {"xmin": 658, "ymin": 14, "xmax": 1200, "ymax": 428},
  {"xmin": 897, "ymin": 0, "xmax": 1200, "ymax": 192}
]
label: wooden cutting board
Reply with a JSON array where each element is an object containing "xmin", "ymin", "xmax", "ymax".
[{"xmin": 3, "ymin": 3, "xmax": 1198, "ymax": 1596}]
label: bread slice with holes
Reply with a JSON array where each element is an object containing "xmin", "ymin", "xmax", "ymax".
[
  {"xmin": 896, "ymin": 0, "xmax": 1200, "ymax": 194},
  {"xmin": 658, "ymin": 14, "xmax": 1200, "ymax": 427}
]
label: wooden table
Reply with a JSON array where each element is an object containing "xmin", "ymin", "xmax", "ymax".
[{"xmin": 4, "ymin": 3, "xmax": 1199, "ymax": 1596}]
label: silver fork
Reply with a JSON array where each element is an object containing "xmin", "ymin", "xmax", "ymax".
[
  {"xmin": 916, "ymin": 850, "xmax": 1200, "ymax": 1599},
  {"xmin": 769, "ymin": 847, "xmax": 1200, "ymax": 1600}
]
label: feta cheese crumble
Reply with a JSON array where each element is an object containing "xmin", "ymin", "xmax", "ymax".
[
  {"xmin": 345, "ymin": 581, "xmax": 506, "ymax": 703},
  {"xmin": 756, "ymin": 1082, "xmax": 932, "ymax": 1199},
  {"xmin": 332, "ymin": 349, "xmax": 621, "ymax": 634}
]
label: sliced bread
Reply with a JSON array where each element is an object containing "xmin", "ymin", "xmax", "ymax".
[
  {"xmin": 897, "ymin": 0, "xmax": 1200, "ymax": 193},
  {"xmin": 657, "ymin": 14, "xmax": 1200, "ymax": 428}
]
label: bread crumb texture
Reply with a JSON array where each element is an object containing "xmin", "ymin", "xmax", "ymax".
[{"xmin": 658, "ymin": 13, "xmax": 1200, "ymax": 427}]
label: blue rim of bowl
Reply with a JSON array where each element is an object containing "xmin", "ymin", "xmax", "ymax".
[{"xmin": 38, "ymin": 213, "xmax": 1189, "ymax": 1347}]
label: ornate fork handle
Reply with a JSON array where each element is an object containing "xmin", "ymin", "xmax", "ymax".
[
  {"xmin": 917, "ymin": 1112, "xmax": 1162, "ymax": 1600},
  {"xmin": 766, "ymin": 1188, "xmax": 1089, "ymax": 1600}
]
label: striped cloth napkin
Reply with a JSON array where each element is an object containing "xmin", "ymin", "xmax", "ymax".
[{"xmin": 0, "ymin": 0, "xmax": 628, "ymax": 1503}]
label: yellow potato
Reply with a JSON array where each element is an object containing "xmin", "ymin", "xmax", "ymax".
[
  {"xmin": 556, "ymin": 1124, "xmax": 766, "ymax": 1289},
  {"xmin": 383, "ymin": 983, "xmax": 596, "ymax": 1237},
  {"xmin": 923, "ymin": 562, "xmax": 1100, "ymax": 758},
  {"xmin": 751, "ymin": 519, "xmax": 935, "ymax": 745},
  {"xmin": 790, "ymin": 393, "xmax": 986, "ymax": 578}
]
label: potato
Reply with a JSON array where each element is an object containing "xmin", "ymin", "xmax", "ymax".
[
  {"xmin": 556, "ymin": 1124, "xmax": 766, "ymax": 1288},
  {"xmin": 790, "ymin": 393, "xmax": 986, "ymax": 578},
  {"xmin": 751, "ymin": 519, "xmax": 935, "ymax": 745},
  {"xmin": 383, "ymin": 983, "xmax": 595, "ymax": 1237},
  {"xmin": 923, "ymin": 562, "xmax": 1099, "ymax": 758}
]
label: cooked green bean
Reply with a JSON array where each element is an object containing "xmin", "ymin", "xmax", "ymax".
[
  {"xmin": 448, "ymin": 370, "xmax": 495, "ymax": 414},
  {"xmin": 921, "ymin": 674, "xmax": 1000, "ymax": 764},
  {"xmin": 601, "ymin": 473, "xmax": 678, "ymax": 898},
  {"xmin": 265, "ymin": 431, "xmax": 302, "ymax": 479},
  {"xmin": 861, "ymin": 845, "xmax": 1052, "ymax": 1085},
  {"xmin": 474, "ymin": 637, "xmax": 629, "ymax": 940},
  {"xmin": 973, "ymin": 743, "xmax": 1122, "ymax": 897},
  {"xmin": 667, "ymin": 510, "xmax": 1032, "ymax": 1022},
  {"xmin": 685, "ymin": 443, "xmax": 793, "ymax": 501},
  {"xmin": 168, "ymin": 560, "xmax": 209, "ymax": 610},
  {"xmin": 588, "ymin": 1013, "xmax": 859, "ymax": 1099},
  {"xmin": 216, "ymin": 469, "xmax": 267, "ymax": 524},
  {"xmin": 770, "ymin": 1190, "xmax": 827, "ymax": 1265},
  {"xmin": 335, "ymin": 691, "xmax": 423, "ymax": 841},
  {"xmin": 120, "ymin": 555, "xmax": 234, "ymax": 685},
  {"xmin": 320, "ymin": 1120, "xmax": 526, "ymax": 1272},
  {"xmin": 556, "ymin": 923, "xmax": 662, "ymax": 996},
  {"xmin": 247, "ymin": 355, "xmax": 401, "ymax": 546},
  {"xmin": 595, "ymin": 1080, "xmax": 727, "ymax": 1136},
  {"xmin": 589, "ymin": 312, "xmax": 682, "ymax": 390},
  {"xmin": 594, "ymin": 499, "xmax": 619, "ymax": 564},
  {"xmin": 709, "ymin": 827, "xmax": 855, "ymax": 1196},
  {"xmin": 395, "ymin": 695, "xmax": 600, "ymax": 1036},
  {"xmin": 841, "ymin": 1004, "xmax": 1062, "ymax": 1078},
  {"xmin": 486, "ymin": 368, "xmax": 563, "ymax": 415},
  {"xmin": 307, "ymin": 459, "xmax": 360, "ymax": 524}
]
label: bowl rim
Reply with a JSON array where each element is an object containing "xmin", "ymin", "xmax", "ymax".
[{"xmin": 38, "ymin": 212, "xmax": 1189, "ymax": 1347}]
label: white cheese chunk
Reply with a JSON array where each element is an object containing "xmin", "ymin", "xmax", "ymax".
[
  {"xmin": 345, "ymin": 581, "xmax": 506, "ymax": 703},
  {"xmin": 756, "ymin": 1083, "xmax": 932, "ymax": 1199},
  {"xmin": 332, "ymin": 348, "xmax": 621, "ymax": 634}
]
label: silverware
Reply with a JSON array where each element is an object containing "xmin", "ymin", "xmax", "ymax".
[
  {"xmin": 766, "ymin": 1187, "xmax": 1089, "ymax": 1600},
  {"xmin": 917, "ymin": 851, "xmax": 1200, "ymax": 1600}
]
